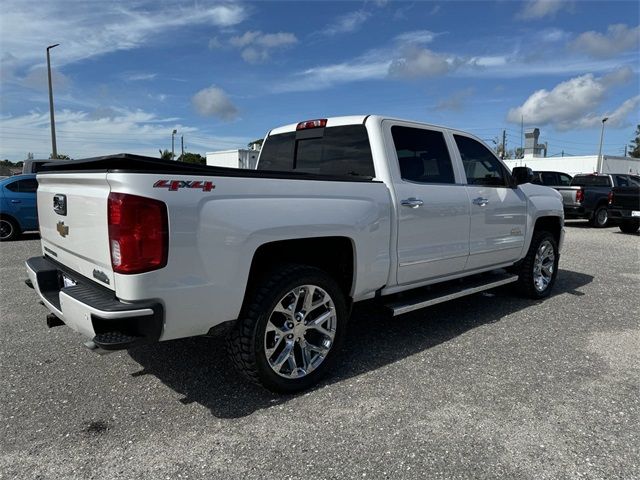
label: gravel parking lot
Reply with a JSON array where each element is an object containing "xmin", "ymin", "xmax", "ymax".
[{"xmin": 1, "ymin": 222, "xmax": 638, "ymax": 480}]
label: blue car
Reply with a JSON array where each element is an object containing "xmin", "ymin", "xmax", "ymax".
[{"xmin": 0, "ymin": 174, "xmax": 39, "ymax": 241}]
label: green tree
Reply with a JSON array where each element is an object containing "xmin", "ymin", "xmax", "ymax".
[
  {"xmin": 628, "ymin": 124, "xmax": 640, "ymax": 158},
  {"xmin": 247, "ymin": 138, "xmax": 263, "ymax": 149},
  {"xmin": 159, "ymin": 149, "xmax": 173, "ymax": 160},
  {"xmin": 178, "ymin": 152, "xmax": 206, "ymax": 165},
  {"xmin": 49, "ymin": 153, "xmax": 71, "ymax": 160}
]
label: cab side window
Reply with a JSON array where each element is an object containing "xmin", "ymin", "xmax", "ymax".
[
  {"xmin": 454, "ymin": 135, "xmax": 510, "ymax": 187},
  {"xmin": 540, "ymin": 172, "xmax": 558, "ymax": 186},
  {"xmin": 558, "ymin": 173, "xmax": 572, "ymax": 186},
  {"xmin": 391, "ymin": 126, "xmax": 455, "ymax": 184}
]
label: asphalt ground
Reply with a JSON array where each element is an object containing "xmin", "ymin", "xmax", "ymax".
[{"xmin": 1, "ymin": 222, "xmax": 638, "ymax": 480}]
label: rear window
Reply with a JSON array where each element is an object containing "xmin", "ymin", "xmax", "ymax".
[
  {"xmin": 257, "ymin": 125, "xmax": 375, "ymax": 178},
  {"xmin": 570, "ymin": 175, "xmax": 611, "ymax": 187}
]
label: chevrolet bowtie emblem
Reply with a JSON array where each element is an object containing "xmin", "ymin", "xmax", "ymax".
[{"xmin": 56, "ymin": 221, "xmax": 69, "ymax": 237}]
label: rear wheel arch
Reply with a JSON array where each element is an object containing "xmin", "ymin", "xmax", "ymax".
[{"xmin": 244, "ymin": 236, "xmax": 356, "ymax": 303}]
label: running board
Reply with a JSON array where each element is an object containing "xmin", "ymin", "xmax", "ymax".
[{"xmin": 386, "ymin": 272, "xmax": 518, "ymax": 317}]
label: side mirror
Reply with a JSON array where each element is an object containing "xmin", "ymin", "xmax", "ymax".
[{"xmin": 512, "ymin": 166, "xmax": 534, "ymax": 185}]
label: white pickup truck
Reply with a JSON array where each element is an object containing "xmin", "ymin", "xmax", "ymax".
[{"xmin": 26, "ymin": 115, "xmax": 564, "ymax": 392}]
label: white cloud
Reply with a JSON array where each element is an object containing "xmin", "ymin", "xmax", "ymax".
[
  {"xmin": 567, "ymin": 96, "xmax": 640, "ymax": 130},
  {"xmin": 208, "ymin": 37, "xmax": 223, "ymax": 50},
  {"xmin": 436, "ymin": 88, "xmax": 475, "ymax": 111},
  {"xmin": 389, "ymin": 48, "xmax": 459, "ymax": 78},
  {"xmin": 0, "ymin": 107, "xmax": 248, "ymax": 159},
  {"xmin": 393, "ymin": 30, "xmax": 438, "ymax": 45},
  {"xmin": 570, "ymin": 24, "xmax": 640, "ymax": 59},
  {"xmin": 121, "ymin": 72, "xmax": 157, "ymax": 82},
  {"xmin": 467, "ymin": 56, "xmax": 508, "ymax": 68},
  {"xmin": 517, "ymin": 0, "xmax": 570, "ymax": 20},
  {"xmin": 539, "ymin": 28, "xmax": 569, "ymax": 43},
  {"xmin": 228, "ymin": 30, "xmax": 298, "ymax": 64},
  {"xmin": 21, "ymin": 67, "xmax": 72, "ymax": 91},
  {"xmin": 274, "ymin": 60, "xmax": 390, "ymax": 93},
  {"xmin": 506, "ymin": 69, "xmax": 636, "ymax": 130},
  {"xmin": 192, "ymin": 85, "xmax": 238, "ymax": 120},
  {"xmin": 0, "ymin": 1, "xmax": 247, "ymax": 69},
  {"xmin": 322, "ymin": 10, "xmax": 371, "ymax": 36}
]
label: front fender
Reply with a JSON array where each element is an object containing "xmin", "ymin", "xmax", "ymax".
[{"xmin": 519, "ymin": 184, "xmax": 564, "ymax": 255}]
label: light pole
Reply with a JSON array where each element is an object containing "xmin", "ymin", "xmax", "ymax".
[
  {"xmin": 171, "ymin": 129, "xmax": 177, "ymax": 160},
  {"xmin": 46, "ymin": 43, "xmax": 60, "ymax": 159},
  {"xmin": 597, "ymin": 117, "xmax": 609, "ymax": 173}
]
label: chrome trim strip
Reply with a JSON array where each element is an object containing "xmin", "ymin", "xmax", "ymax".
[{"xmin": 389, "ymin": 275, "xmax": 518, "ymax": 316}]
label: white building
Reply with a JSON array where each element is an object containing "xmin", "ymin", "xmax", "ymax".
[
  {"xmin": 206, "ymin": 149, "xmax": 259, "ymax": 169},
  {"xmin": 504, "ymin": 155, "xmax": 640, "ymax": 176},
  {"xmin": 504, "ymin": 127, "xmax": 639, "ymax": 176}
]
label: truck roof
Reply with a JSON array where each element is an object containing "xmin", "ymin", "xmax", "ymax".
[{"xmin": 268, "ymin": 115, "xmax": 477, "ymax": 138}]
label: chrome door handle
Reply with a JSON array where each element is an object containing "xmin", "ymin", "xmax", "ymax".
[
  {"xmin": 401, "ymin": 197, "xmax": 424, "ymax": 208},
  {"xmin": 11, "ymin": 200, "xmax": 21, "ymax": 203},
  {"xmin": 472, "ymin": 197, "xmax": 489, "ymax": 206}
]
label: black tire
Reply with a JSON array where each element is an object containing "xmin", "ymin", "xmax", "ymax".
[
  {"xmin": 227, "ymin": 264, "xmax": 348, "ymax": 393},
  {"xmin": 515, "ymin": 231, "xmax": 559, "ymax": 299},
  {"xmin": 0, "ymin": 217, "xmax": 19, "ymax": 241},
  {"xmin": 619, "ymin": 220, "xmax": 640, "ymax": 234},
  {"xmin": 589, "ymin": 205, "xmax": 609, "ymax": 228}
]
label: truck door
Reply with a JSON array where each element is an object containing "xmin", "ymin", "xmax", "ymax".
[
  {"xmin": 3, "ymin": 177, "xmax": 39, "ymax": 230},
  {"xmin": 384, "ymin": 122, "xmax": 471, "ymax": 285},
  {"xmin": 452, "ymin": 134, "xmax": 527, "ymax": 270}
]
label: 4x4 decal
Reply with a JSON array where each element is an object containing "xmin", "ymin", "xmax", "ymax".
[{"xmin": 153, "ymin": 180, "xmax": 215, "ymax": 192}]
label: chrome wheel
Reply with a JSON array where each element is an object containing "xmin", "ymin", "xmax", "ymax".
[
  {"xmin": 596, "ymin": 208, "xmax": 608, "ymax": 226},
  {"xmin": 533, "ymin": 240, "xmax": 555, "ymax": 292},
  {"xmin": 264, "ymin": 284, "xmax": 337, "ymax": 379},
  {"xmin": 0, "ymin": 219, "xmax": 14, "ymax": 240}
]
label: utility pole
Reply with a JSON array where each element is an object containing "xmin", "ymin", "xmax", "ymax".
[
  {"xmin": 520, "ymin": 115, "xmax": 524, "ymax": 157},
  {"xmin": 181, "ymin": 135, "xmax": 184, "ymax": 159},
  {"xmin": 46, "ymin": 44, "xmax": 60, "ymax": 159},
  {"xmin": 501, "ymin": 129, "xmax": 506, "ymax": 159},
  {"xmin": 171, "ymin": 129, "xmax": 177, "ymax": 160},
  {"xmin": 597, "ymin": 117, "xmax": 609, "ymax": 172},
  {"xmin": 624, "ymin": 145, "xmax": 628, "ymax": 157}
]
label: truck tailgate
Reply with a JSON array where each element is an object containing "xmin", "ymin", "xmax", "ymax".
[
  {"xmin": 611, "ymin": 187, "xmax": 640, "ymax": 210},
  {"xmin": 36, "ymin": 173, "xmax": 115, "ymax": 290},
  {"xmin": 556, "ymin": 187, "xmax": 579, "ymax": 206}
]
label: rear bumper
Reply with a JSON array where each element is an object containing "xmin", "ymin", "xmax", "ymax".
[
  {"xmin": 26, "ymin": 256, "xmax": 163, "ymax": 350},
  {"xmin": 608, "ymin": 208, "xmax": 640, "ymax": 220},
  {"xmin": 563, "ymin": 205, "xmax": 587, "ymax": 218}
]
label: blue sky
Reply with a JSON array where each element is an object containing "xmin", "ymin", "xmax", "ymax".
[{"xmin": 0, "ymin": 0, "xmax": 638, "ymax": 160}]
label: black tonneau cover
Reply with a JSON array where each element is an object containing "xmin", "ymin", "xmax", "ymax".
[{"xmin": 38, "ymin": 153, "xmax": 376, "ymax": 182}]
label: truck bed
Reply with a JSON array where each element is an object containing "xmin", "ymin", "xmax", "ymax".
[{"xmin": 39, "ymin": 153, "xmax": 377, "ymax": 183}]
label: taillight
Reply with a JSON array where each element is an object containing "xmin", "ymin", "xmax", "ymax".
[
  {"xmin": 296, "ymin": 119, "xmax": 327, "ymax": 130},
  {"xmin": 576, "ymin": 188, "xmax": 585, "ymax": 203},
  {"xmin": 108, "ymin": 193, "xmax": 168, "ymax": 274},
  {"xmin": 608, "ymin": 191, "xmax": 614, "ymax": 205}
]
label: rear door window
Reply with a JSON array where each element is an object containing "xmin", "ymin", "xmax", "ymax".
[
  {"xmin": 391, "ymin": 126, "xmax": 455, "ymax": 184},
  {"xmin": 258, "ymin": 125, "xmax": 375, "ymax": 178},
  {"xmin": 4, "ymin": 179, "xmax": 38, "ymax": 193}
]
